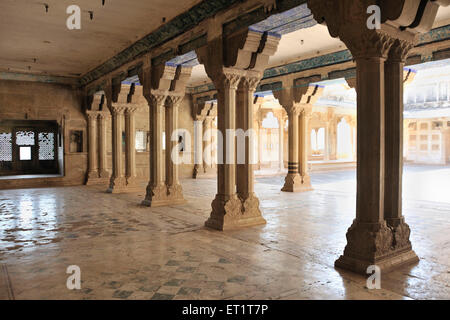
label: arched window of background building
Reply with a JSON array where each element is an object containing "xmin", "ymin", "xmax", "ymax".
[
  {"xmin": 337, "ymin": 118, "xmax": 352, "ymax": 160},
  {"xmin": 311, "ymin": 128, "xmax": 325, "ymax": 156}
]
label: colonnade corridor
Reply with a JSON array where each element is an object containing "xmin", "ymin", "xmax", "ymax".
[
  {"xmin": 0, "ymin": 165, "xmax": 448, "ymax": 300},
  {"xmin": 1, "ymin": 0, "xmax": 450, "ymax": 305}
]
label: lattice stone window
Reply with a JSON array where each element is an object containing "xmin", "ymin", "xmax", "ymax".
[
  {"xmin": 408, "ymin": 122, "xmax": 417, "ymax": 130},
  {"xmin": 16, "ymin": 131, "xmax": 35, "ymax": 145},
  {"xmin": 38, "ymin": 132, "xmax": 55, "ymax": 160},
  {"xmin": 420, "ymin": 123, "xmax": 428, "ymax": 130},
  {"xmin": 0, "ymin": 132, "xmax": 12, "ymax": 161},
  {"xmin": 135, "ymin": 131, "xmax": 147, "ymax": 152},
  {"xmin": 432, "ymin": 121, "xmax": 443, "ymax": 130}
]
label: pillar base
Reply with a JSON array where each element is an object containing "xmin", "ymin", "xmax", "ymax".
[
  {"xmin": 281, "ymin": 173, "xmax": 313, "ymax": 192},
  {"xmin": 106, "ymin": 177, "xmax": 136, "ymax": 194},
  {"xmin": 141, "ymin": 183, "xmax": 186, "ymax": 207},
  {"xmin": 205, "ymin": 194, "xmax": 266, "ymax": 231},
  {"xmin": 86, "ymin": 171, "xmax": 107, "ymax": 186},
  {"xmin": 99, "ymin": 170, "xmax": 110, "ymax": 179},
  {"xmin": 335, "ymin": 220, "xmax": 419, "ymax": 274},
  {"xmin": 86, "ymin": 177, "xmax": 110, "ymax": 186}
]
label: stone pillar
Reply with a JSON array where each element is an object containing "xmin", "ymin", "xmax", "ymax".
[
  {"xmin": 142, "ymin": 94, "xmax": 167, "ymax": 206},
  {"xmin": 258, "ymin": 120, "xmax": 263, "ymax": 170},
  {"xmin": 165, "ymin": 94, "xmax": 185, "ymax": 203},
  {"xmin": 236, "ymin": 74, "xmax": 265, "ymax": 225},
  {"xmin": 196, "ymin": 28, "xmax": 280, "ymax": 230},
  {"xmin": 278, "ymin": 114, "xmax": 285, "ymax": 171},
  {"xmin": 324, "ymin": 121, "xmax": 330, "ymax": 161},
  {"xmin": 282, "ymin": 106, "xmax": 302, "ymax": 192},
  {"xmin": 384, "ymin": 40, "xmax": 418, "ymax": 252},
  {"xmin": 203, "ymin": 117, "xmax": 213, "ymax": 173},
  {"xmin": 86, "ymin": 111, "xmax": 99, "ymax": 185},
  {"xmin": 335, "ymin": 53, "xmax": 402, "ymax": 273},
  {"xmin": 124, "ymin": 106, "xmax": 140, "ymax": 191},
  {"xmin": 307, "ymin": 0, "xmax": 439, "ymax": 273},
  {"xmin": 193, "ymin": 116, "xmax": 204, "ymax": 178},
  {"xmin": 107, "ymin": 105, "xmax": 127, "ymax": 193},
  {"xmin": 329, "ymin": 118, "xmax": 338, "ymax": 160},
  {"xmin": 98, "ymin": 112, "xmax": 110, "ymax": 180},
  {"xmin": 205, "ymin": 69, "xmax": 243, "ymax": 230},
  {"xmin": 276, "ymin": 84, "xmax": 322, "ymax": 192},
  {"xmin": 299, "ymin": 108, "xmax": 312, "ymax": 190}
]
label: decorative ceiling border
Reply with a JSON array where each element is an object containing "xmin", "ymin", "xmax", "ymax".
[
  {"xmin": 0, "ymin": 72, "xmax": 78, "ymax": 86},
  {"xmin": 78, "ymin": 0, "xmax": 242, "ymax": 86}
]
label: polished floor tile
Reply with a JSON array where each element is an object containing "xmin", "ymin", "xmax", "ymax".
[{"xmin": 0, "ymin": 165, "xmax": 449, "ymax": 300}]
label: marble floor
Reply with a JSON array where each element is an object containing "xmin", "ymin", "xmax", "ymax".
[{"xmin": 0, "ymin": 165, "xmax": 449, "ymax": 300}]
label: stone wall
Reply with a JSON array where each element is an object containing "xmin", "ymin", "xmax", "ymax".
[
  {"xmin": 0, "ymin": 81, "xmax": 196, "ymax": 189},
  {"xmin": 0, "ymin": 80, "xmax": 87, "ymax": 187}
]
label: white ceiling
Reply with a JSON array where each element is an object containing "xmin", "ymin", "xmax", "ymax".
[
  {"xmin": 0, "ymin": 0, "xmax": 203, "ymax": 77},
  {"xmin": 1, "ymin": 2, "xmax": 450, "ymax": 85}
]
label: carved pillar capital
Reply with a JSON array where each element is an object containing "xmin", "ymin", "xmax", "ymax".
[
  {"xmin": 388, "ymin": 39, "xmax": 416, "ymax": 63},
  {"xmin": 124, "ymin": 105, "xmax": 139, "ymax": 115},
  {"xmin": 148, "ymin": 92, "xmax": 167, "ymax": 108},
  {"xmin": 219, "ymin": 68, "xmax": 243, "ymax": 90},
  {"xmin": 240, "ymin": 73, "xmax": 262, "ymax": 92},
  {"xmin": 165, "ymin": 94, "xmax": 183, "ymax": 108},
  {"xmin": 86, "ymin": 111, "xmax": 99, "ymax": 121},
  {"xmin": 285, "ymin": 104, "xmax": 302, "ymax": 117},
  {"xmin": 110, "ymin": 104, "xmax": 126, "ymax": 115},
  {"xmin": 342, "ymin": 31, "xmax": 396, "ymax": 60}
]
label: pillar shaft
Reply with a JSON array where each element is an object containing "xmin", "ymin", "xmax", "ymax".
[
  {"xmin": 324, "ymin": 122, "xmax": 330, "ymax": 161},
  {"xmin": 218, "ymin": 76, "xmax": 237, "ymax": 198},
  {"xmin": 142, "ymin": 95, "xmax": 166, "ymax": 205},
  {"xmin": 356, "ymin": 57, "xmax": 386, "ymax": 223},
  {"xmin": 87, "ymin": 113, "xmax": 98, "ymax": 178},
  {"xmin": 288, "ymin": 109, "xmax": 300, "ymax": 173},
  {"xmin": 203, "ymin": 118, "xmax": 212, "ymax": 172},
  {"xmin": 107, "ymin": 106, "xmax": 126, "ymax": 193},
  {"xmin": 165, "ymin": 95, "xmax": 184, "ymax": 201},
  {"xmin": 193, "ymin": 118, "xmax": 204, "ymax": 178},
  {"xmin": 299, "ymin": 110, "xmax": 311, "ymax": 186},
  {"xmin": 281, "ymin": 107, "xmax": 303, "ymax": 192},
  {"xmin": 125, "ymin": 109, "xmax": 136, "ymax": 179},
  {"xmin": 258, "ymin": 122, "xmax": 263, "ymax": 170},
  {"xmin": 384, "ymin": 57, "xmax": 405, "ymax": 226},
  {"xmin": 98, "ymin": 113, "xmax": 109, "ymax": 178},
  {"xmin": 236, "ymin": 76, "xmax": 259, "ymax": 200},
  {"xmin": 278, "ymin": 117, "xmax": 285, "ymax": 171}
]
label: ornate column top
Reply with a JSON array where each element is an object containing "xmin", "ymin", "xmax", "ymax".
[
  {"xmin": 307, "ymin": 0, "xmax": 443, "ymax": 60},
  {"xmin": 165, "ymin": 94, "xmax": 184, "ymax": 108},
  {"xmin": 147, "ymin": 91, "xmax": 168, "ymax": 108},
  {"xmin": 98, "ymin": 111, "xmax": 111, "ymax": 120},
  {"xmin": 124, "ymin": 105, "xmax": 140, "ymax": 114},
  {"xmin": 110, "ymin": 104, "xmax": 126, "ymax": 115},
  {"xmin": 86, "ymin": 111, "xmax": 99, "ymax": 121}
]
